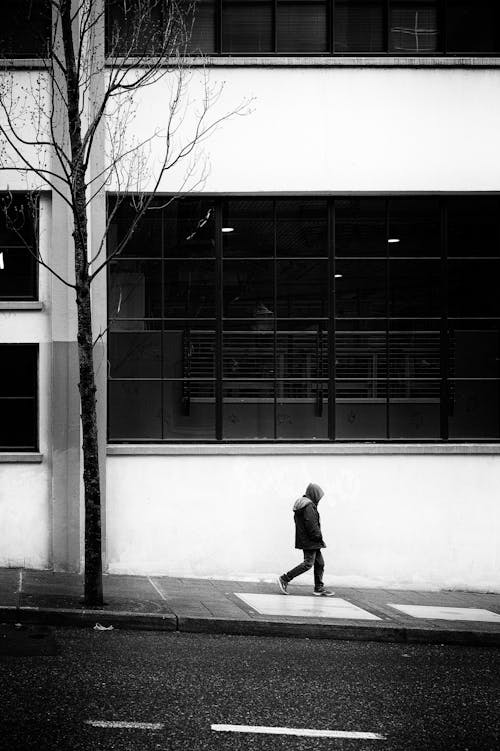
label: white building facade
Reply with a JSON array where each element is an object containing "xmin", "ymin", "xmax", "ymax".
[{"xmin": 1, "ymin": 0, "xmax": 500, "ymax": 591}]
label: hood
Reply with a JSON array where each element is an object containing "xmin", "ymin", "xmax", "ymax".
[
  {"xmin": 304, "ymin": 482, "xmax": 324, "ymax": 505},
  {"xmin": 293, "ymin": 496, "xmax": 313, "ymax": 512}
]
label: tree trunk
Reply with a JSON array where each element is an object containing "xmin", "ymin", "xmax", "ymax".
[{"xmin": 76, "ymin": 274, "xmax": 103, "ymax": 606}]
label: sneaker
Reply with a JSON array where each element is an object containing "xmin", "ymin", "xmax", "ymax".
[
  {"xmin": 313, "ymin": 587, "xmax": 335, "ymax": 597},
  {"xmin": 277, "ymin": 575, "xmax": 289, "ymax": 595}
]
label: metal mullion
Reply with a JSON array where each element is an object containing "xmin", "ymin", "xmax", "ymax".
[
  {"xmin": 330, "ymin": 0, "xmax": 334, "ymax": 54},
  {"xmin": 273, "ymin": 0, "xmax": 278, "ymax": 53},
  {"xmin": 385, "ymin": 198, "xmax": 390, "ymax": 440},
  {"xmin": 215, "ymin": 200, "xmax": 223, "ymax": 440},
  {"xmin": 329, "ymin": 198, "xmax": 335, "ymax": 440},
  {"xmin": 385, "ymin": 0, "xmax": 390, "ymax": 54},
  {"xmin": 161, "ymin": 205, "xmax": 165, "ymax": 440},
  {"xmin": 273, "ymin": 199, "xmax": 277, "ymax": 439},
  {"xmin": 217, "ymin": 0, "xmax": 223, "ymax": 53},
  {"xmin": 440, "ymin": 198, "xmax": 449, "ymax": 440}
]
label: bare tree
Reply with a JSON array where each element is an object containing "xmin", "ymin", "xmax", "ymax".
[{"xmin": 0, "ymin": 0, "xmax": 248, "ymax": 605}]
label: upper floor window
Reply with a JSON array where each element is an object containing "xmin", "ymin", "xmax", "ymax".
[
  {"xmin": 0, "ymin": 194, "xmax": 38, "ymax": 301},
  {"xmin": 106, "ymin": 0, "xmax": 500, "ymax": 56},
  {"xmin": 0, "ymin": 0, "xmax": 51, "ymax": 58}
]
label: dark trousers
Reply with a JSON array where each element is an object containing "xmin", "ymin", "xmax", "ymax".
[{"xmin": 284, "ymin": 549, "xmax": 324, "ymax": 590}]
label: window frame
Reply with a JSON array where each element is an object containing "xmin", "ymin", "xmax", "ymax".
[
  {"xmin": 0, "ymin": 192, "xmax": 39, "ymax": 302},
  {"xmin": 102, "ymin": 0, "xmax": 500, "ymax": 58},
  {"xmin": 0, "ymin": 344, "xmax": 39, "ymax": 452},
  {"xmin": 107, "ymin": 193, "xmax": 500, "ymax": 444}
]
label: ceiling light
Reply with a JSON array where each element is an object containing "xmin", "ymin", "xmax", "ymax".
[
  {"xmin": 0, "ymin": 252, "xmax": 4, "ymax": 270},
  {"xmin": 388, "ymin": 238, "xmax": 400, "ymax": 243},
  {"xmin": 221, "ymin": 227, "xmax": 234, "ymax": 233},
  {"xmin": 334, "ymin": 273, "xmax": 343, "ymax": 278}
]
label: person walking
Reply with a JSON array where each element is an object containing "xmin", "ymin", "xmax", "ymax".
[{"xmin": 277, "ymin": 482, "xmax": 334, "ymax": 597}]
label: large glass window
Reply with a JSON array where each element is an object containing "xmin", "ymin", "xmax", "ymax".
[
  {"xmin": 108, "ymin": 195, "xmax": 500, "ymax": 442},
  {"xmin": 103, "ymin": 1, "xmax": 500, "ymax": 56},
  {"xmin": 0, "ymin": 345, "xmax": 38, "ymax": 451},
  {"xmin": 0, "ymin": 193, "xmax": 38, "ymax": 300}
]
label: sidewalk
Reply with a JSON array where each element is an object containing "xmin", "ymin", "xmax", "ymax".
[{"xmin": 1, "ymin": 569, "xmax": 500, "ymax": 647}]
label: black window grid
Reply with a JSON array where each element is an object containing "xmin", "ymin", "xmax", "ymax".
[
  {"xmin": 103, "ymin": 1, "xmax": 500, "ymax": 57},
  {"xmin": 0, "ymin": 344, "xmax": 38, "ymax": 451},
  {"xmin": 0, "ymin": 192, "xmax": 39, "ymax": 301},
  {"xmin": 107, "ymin": 195, "xmax": 500, "ymax": 443}
]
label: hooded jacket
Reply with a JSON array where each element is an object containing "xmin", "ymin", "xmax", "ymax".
[{"xmin": 293, "ymin": 483, "xmax": 326, "ymax": 550}]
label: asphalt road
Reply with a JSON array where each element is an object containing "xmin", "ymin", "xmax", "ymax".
[{"xmin": 1, "ymin": 625, "xmax": 499, "ymax": 751}]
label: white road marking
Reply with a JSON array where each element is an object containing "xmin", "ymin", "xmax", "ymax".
[
  {"xmin": 388, "ymin": 604, "xmax": 500, "ymax": 623},
  {"xmin": 85, "ymin": 720, "xmax": 164, "ymax": 730},
  {"xmin": 212, "ymin": 724, "xmax": 385, "ymax": 739},
  {"xmin": 236, "ymin": 593, "xmax": 381, "ymax": 620},
  {"xmin": 148, "ymin": 577, "xmax": 167, "ymax": 601},
  {"xmin": 17, "ymin": 569, "xmax": 23, "ymax": 594}
]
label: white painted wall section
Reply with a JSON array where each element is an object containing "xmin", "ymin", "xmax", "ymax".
[
  {"xmin": 114, "ymin": 67, "xmax": 500, "ymax": 193},
  {"xmin": 106, "ymin": 454, "xmax": 500, "ymax": 592}
]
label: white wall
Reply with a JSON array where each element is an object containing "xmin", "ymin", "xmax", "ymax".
[
  {"xmin": 0, "ymin": 195, "xmax": 52, "ymax": 569},
  {"xmin": 106, "ymin": 453, "xmax": 500, "ymax": 592},
  {"xmin": 115, "ymin": 66, "xmax": 500, "ymax": 193}
]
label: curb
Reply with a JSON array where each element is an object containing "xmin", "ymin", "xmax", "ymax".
[{"xmin": 2, "ymin": 606, "xmax": 500, "ymax": 647}]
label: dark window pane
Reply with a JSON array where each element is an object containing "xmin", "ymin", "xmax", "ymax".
[
  {"xmin": 109, "ymin": 216, "xmax": 163, "ymax": 258},
  {"xmin": 277, "ymin": 381, "xmax": 329, "ymax": 439},
  {"xmin": 0, "ymin": 399, "xmax": 37, "ymax": 449},
  {"xmin": 389, "ymin": 322, "xmax": 440, "ymax": 379},
  {"xmin": 276, "ymin": 199, "xmax": 328, "ymax": 257},
  {"xmin": 448, "ymin": 322, "xmax": 500, "ymax": 379},
  {"xmin": 223, "ymin": 381, "xmax": 274, "ymax": 438},
  {"xmin": 447, "ymin": 198, "xmax": 500, "ymax": 257},
  {"xmin": 336, "ymin": 380, "xmax": 387, "ymax": 439},
  {"xmin": 390, "ymin": 3, "xmax": 439, "ymax": 53},
  {"xmin": 222, "ymin": 200, "xmax": 274, "ymax": 257},
  {"xmin": 447, "ymin": 0, "xmax": 500, "ymax": 54},
  {"xmin": 389, "ymin": 380, "xmax": 441, "ymax": 438},
  {"xmin": 109, "ymin": 260, "xmax": 162, "ymax": 319},
  {"xmin": 222, "ymin": 0, "xmax": 274, "ymax": 52},
  {"xmin": 277, "ymin": 260, "xmax": 328, "ymax": 317},
  {"xmin": 0, "ymin": 0, "xmax": 51, "ymax": 58},
  {"xmin": 335, "ymin": 198, "xmax": 386, "ymax": 257},
  {"xmin": 185, "ymin": 0, "xmax": 216, "ymax": 53},
  {"xmin": 108, "ymin": 381, "xmax": 162, "ymax": 440},
  {"xmin": 164, "ymin": 199, "xmax": 215, "ymax": 257},
  {"xmin": 335, "ymin": 260, "xmax": 386, "ymax": 317},
  {"xmin": 108, "ymin": 330, "xmax": 161, "ymax": 378},
  {"xmin": 0, "ymin": 344, "xmax": 37, "ymax": 451},
  {"xmin": 334, "ymin": 1, "xmax": 384, "ymax": 53},
  {"xmin": 164, "ymin": 260, "xmax": 215, "ymax": 317},
  {"xmin": 0, "ymin": 247, "xmax": 37, "ymax": 299},
  {"xmin": 223, "ymin": 324, "xmax": 274, "ymax": 378},
  {"xmin": 106, "ymin": 0, "xmax": 184, "ymax": 56},
  {"xmin": 448, "ymin": 260, "xmax": 500, "ymax": 317},
  {"xmin": 0, "ymin": 345, "xmax": 37, "ymax": 397},
  {"xmin": 277, "ymin": 323, "xmax": 328, "ymax": 379},
  {"xmin": 388, "ymin": 198, "xmax": 441, "ymax": 256},
  {"xmin": 336, "ymin": 322, "xmax": 387, "ymax": 380},
  {"xmin": 0, "ymin": 193, "xmax": 37, "ymax": 300},
  {"xmin": 448, "ymin": 380, "xmax": 500, "ymax": 439},
  {"xmin": 277, "ymin": 1, "xmax": 328, "ymax": 53},
  {"xmin": 390, "ymin": 260, "xmax": 441, "ymax": 316},
  {"xmin": 164, "ymin": 381, "xmax": 215, "ymax": 439},
  {"xmin": 223, "ymin": 260, "xmax": 274, "ymax": 317},
  {"xmin": 169, "ymin": 324, "xmax": 216, "ymax": 379}
]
